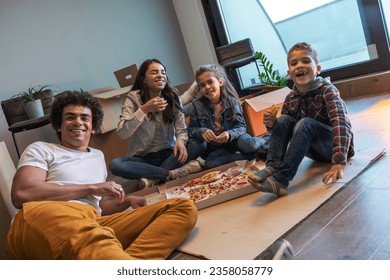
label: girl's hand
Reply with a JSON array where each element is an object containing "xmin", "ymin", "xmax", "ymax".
[
  {"xmin": 202, "ymin": 129, "xmax": 217, "ymax": 142},
  {"xmin": 214, "ymin": 131, "xmax": 230, "ymax": 143},
  {"xmin": 141, "ymin": 97, "xmax": 167, "ymax": 114}
]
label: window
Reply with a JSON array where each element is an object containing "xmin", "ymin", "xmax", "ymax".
[{"xmin": 202, "ymin": 0, "xmax": 390, "ymax": 95}]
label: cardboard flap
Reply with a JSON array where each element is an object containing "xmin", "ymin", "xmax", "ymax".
[
  {"xmin": 245, "ymin": 86, "xmax": 290, "ymax": 112},
  {"xmin": 94, "ymin": 86, "xmax": 132, "ymax": 99}
]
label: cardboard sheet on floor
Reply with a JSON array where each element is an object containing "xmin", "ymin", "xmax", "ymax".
[{"xmin": 177, "ymin": 147, "xmax": 385, "ymax": 260}]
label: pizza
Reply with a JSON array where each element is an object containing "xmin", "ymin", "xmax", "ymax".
[
  {"xmin": 270, "ymin": 104, "xmax": 280, "ymax": 117},
  {"xmin": 198, "ymin": 171, "xmax": 221, "ymax": 184},
  {"xmin": 166, "ymin": 169, "xmax": 250, "ymax": 203}
]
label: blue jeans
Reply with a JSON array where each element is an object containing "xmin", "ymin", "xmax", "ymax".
[
  {"xmin": 189, "ymin": 133, "xmax": 268, "ymax": 170},
  {"xmin": 109, "ymin": 139, "xmax": 206, "ymax": 181},
  {"xmin": 268, "ymin": 115, "xmax": 333, "ymax": 186}
]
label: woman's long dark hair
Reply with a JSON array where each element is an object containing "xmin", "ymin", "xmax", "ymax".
[{"xmin": 132, "ymin": 58, "xmax": 182, "ymax": 123}]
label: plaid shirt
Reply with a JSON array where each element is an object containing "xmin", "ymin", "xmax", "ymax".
[{"xmin": 281, "ymin": 77, "xmax": 354, "ymax": 165}]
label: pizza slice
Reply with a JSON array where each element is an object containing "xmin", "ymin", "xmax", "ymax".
[
  {"xmin": 270, "ymin": 104, "xmax": 280, "ymax": 117},
  {"xmin": 198, "ymin": 170, "xmax": 221, "ymax": 184}
]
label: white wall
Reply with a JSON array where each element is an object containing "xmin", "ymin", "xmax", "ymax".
[
  {"xmin": 0, "ymin": 0, "xmax": 196, "ymax": 163},
  {"xmin": 172, "ymin": 0, "xmax": 218, "ymax": 73}
]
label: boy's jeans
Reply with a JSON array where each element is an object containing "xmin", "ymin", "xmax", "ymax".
[{"xmin": 268, "ymin": 115, "xmax": 333, "ymax": 186}]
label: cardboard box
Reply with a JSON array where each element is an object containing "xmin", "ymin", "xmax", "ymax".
[
  {"xmin": 242, "ymin": 86, "xmax": 290, "ymax": 136},
  {"xmin": 89, "ymin": 129, "xmax": 129, "ymax": 169},
  {"xmin": 131, "ymin": 161, "xmax": 260, "ymax": 210},
  {"xmin": 89, "ymin": 86, "xmax": 132, "ymax": 134}
]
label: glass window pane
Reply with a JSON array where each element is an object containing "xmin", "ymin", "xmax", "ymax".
[
  {"xmin": 381, "ymin": 0, "xmax": 390, "ymax": 48},
  {"xmin": 218, "ymin": 0, "xmax": 383, "ymax": 89}
]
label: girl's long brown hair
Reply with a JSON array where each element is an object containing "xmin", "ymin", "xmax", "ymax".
[
  {"xmin": 195, "ymin": 64, "xmax": 241, "ymax": 121},
  {"xmin": 132, "ymin": 58, "xmax": 183, "ymax": 123}
]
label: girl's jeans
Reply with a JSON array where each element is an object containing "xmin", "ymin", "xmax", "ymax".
[{"xmin": 109, "ymin": 139, "xmax": 206, "ymax": 181}]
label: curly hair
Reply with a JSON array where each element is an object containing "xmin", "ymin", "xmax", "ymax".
[
  {"xmin": 50, "ymin": 90, "xmax": 104, "ymax": 140},
  {"xmin": 132, "ymin": 58, "xmax": 182, "ymax": 123}
]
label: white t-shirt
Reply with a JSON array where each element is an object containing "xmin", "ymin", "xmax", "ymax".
[{"xmin": 18, "ymin": 141, "xmax": 107, "ymax": 215}]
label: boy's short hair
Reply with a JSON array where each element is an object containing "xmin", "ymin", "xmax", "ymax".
[{"xmin": 287, "ymin": 42, "xmax": 319, "ymax": 64}]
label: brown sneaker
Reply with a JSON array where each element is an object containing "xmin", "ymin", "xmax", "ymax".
[
  {"xmin": 170, "ymin": 160, "xmax": 203, "ymax": 180},
  {"xmin": 139, "ymin": 178, "xmax": 159, "ymax": 189}
]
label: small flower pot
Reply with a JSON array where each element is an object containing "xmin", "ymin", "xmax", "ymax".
[{"xmin": 23, "ymin": 99, "xmax": 44, "ymax": 119}]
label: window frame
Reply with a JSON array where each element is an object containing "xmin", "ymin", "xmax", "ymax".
[{"xmin": 202, "ymin": 0, "xmax": 390, "ymax": 91}]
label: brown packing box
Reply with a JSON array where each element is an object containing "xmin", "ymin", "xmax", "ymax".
[
  {"xmin": 88, "ymin": 86, "xmax": 132, "ymax": 168},
  {"xmin": 242, "ymin": 86, "xmax": 290, "ymax": 136},
  {"xmin": 89, "ymin": 86, "xmax": 132, "ymax": 134},
  {"xmin": 131, "ymin": 161, "xmax": 261, "ymax": 210}
]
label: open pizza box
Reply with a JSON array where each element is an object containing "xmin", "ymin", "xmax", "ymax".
[
  {"xmin": 242, "ymin": 86, "xmax": 290, "ymax": 136},
  {"xmin": 131, "ymin": 160, "xmax": 261, "ymax": 210}
]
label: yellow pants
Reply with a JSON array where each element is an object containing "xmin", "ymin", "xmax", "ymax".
[{"xmin": 6, "ymin": 198, "xmax": 197, "ymax": 260}]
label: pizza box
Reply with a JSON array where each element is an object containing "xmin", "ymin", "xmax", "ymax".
[
  {"xmin": 132, "ymin": 161, "xmax": 260, "ymax": 210},
  {"xmin": 242, "ymin": 86, "xmax": 290, "ymax": 136}
]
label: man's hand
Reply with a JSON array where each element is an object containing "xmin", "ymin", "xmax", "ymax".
[
  {"xmin": 322, "ymin": 164, "xmax": 345, "ymax": 184},
  {"xmin": 127, "ymin": 196, "xmax": 148, "ymax": 209},
  {"xmin": 92, "ymin": 181, "xmax": 125, "ymax": 203}
]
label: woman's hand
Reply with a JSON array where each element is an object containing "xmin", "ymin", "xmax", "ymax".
[
  {"xmin": 141, "ymin": 97, "xmax": 167, "ymax": 114},
  {"xmin": 174, "ymin": 141, "xmax": 188, "ymax": 164}
]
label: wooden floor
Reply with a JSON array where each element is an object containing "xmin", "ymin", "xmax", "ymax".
[{"xmin": 171, "ymin": 92, "xmax": 390, "ymax": 260}]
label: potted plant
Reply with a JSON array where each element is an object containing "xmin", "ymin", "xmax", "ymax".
[
  {"xmin": 21, "ymin": 85, "xmax": 52, "ymax": 119},
  {"xmin": 7, "ymin": 85, "xmax": 55, "ymax": 120},
  {"xmin": 254, "ymin": 51, "xmax": 288, "ymax": 92}
]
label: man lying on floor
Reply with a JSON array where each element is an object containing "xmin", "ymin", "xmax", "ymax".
[{"xmin": 6, "ymin": 90, "xmax": 197, "ymax": 260}]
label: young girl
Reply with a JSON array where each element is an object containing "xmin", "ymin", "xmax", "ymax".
[
  {"xmin": 109, "ymin": 59, "xmax": 203, "ymax": 188},
  {"xmin": 187, "ymin": 64, "xmax": 270, "ymax": 170}
]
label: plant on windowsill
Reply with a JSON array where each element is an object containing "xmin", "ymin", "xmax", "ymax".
[{"xmin": 254, "ymin": 51, "xmax": 288, "ymax": 91}]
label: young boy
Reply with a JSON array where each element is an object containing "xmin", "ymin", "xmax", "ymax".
[{"xmin": 248, "ymin": 42, "xmax": 354, "ymax": 195}]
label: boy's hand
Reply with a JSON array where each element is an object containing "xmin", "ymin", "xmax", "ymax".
[
  {"xmin": 263, "ymin": 110, "xmax": 277, "ymax": 128},
  {"xmin": 322, "ymin": 164, "xmax": 345, "ymax": 184}
]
